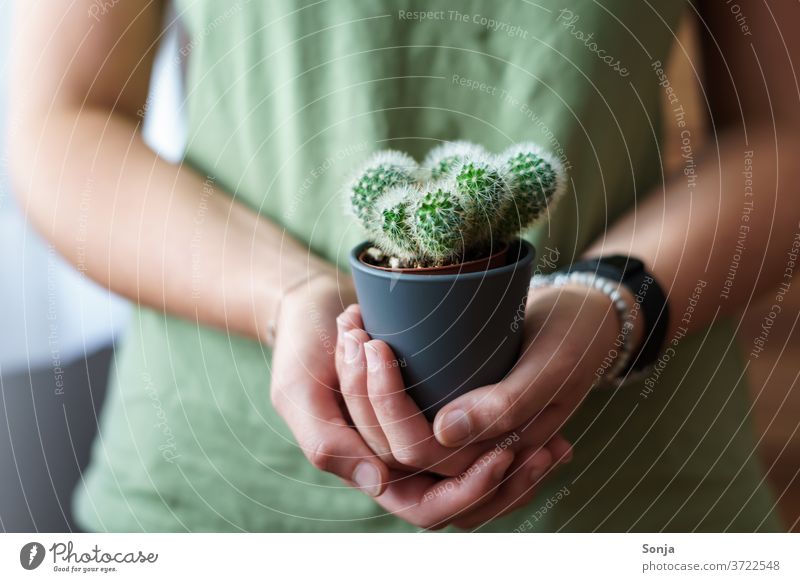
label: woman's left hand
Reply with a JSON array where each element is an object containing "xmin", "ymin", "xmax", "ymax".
[{"xmin": 431, "ymin": 282, "xmax": 637, "ymax": 449}]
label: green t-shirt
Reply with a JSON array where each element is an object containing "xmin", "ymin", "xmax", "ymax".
[{"xmin": 75, "ymin": 0, "xmax": 780, "ymax": 532}]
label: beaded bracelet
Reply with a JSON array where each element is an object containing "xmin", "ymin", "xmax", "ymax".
[{"xmin": 530, "ymin": 271, "xmax": 636, "ymax": 386}]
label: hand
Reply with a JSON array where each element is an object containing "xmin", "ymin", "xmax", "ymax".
[
  {"xmin": 270, "ymin": 273, "xmax": 389, "ymax": 492},
  {"xmin": 431, "ymin": 283, "xmax": 637, "ymax": 449},
  {"xmin": 335, "ymin": 304, "xmax": 573, "ymax": 528},
  {"xmin": 270, "ymin": 273, "xmax": 567, "ymax": 529}
]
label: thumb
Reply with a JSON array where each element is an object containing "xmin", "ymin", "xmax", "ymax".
[{"xmin": 431, "ymin": 377, "xmax": 560, "ymax": 447}]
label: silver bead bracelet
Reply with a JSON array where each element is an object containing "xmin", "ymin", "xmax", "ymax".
[{"xmin": 530, "ymin": 271, "xmax": 636, "ymax": 386}]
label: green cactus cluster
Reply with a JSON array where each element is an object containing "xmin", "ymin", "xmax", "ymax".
[{"xmin": 345, "ymin": 141, "xmax": 566, "ymax": 267}]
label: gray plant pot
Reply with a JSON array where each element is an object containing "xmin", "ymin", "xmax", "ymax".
[{"xmin": 349, "ymin": 239, "xmax": 535, "ymax": 421}]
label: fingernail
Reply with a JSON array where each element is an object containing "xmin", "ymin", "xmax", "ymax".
[
  {"xmin": 491, "ymin": 452, "xmax": 515, "ymax": 481},
  {"xmin": 562, "ymin": 448, "xmax": 573, "ymax": 464},
  {"xmin": 437, "ymin": 409, "xmax": 471, "ymax": 446},
  {"xmin": 353, "ymin": 461, "xmax": 381, "ymax": 497},
  {"xmin": 344, "ymin": 331, "xmax": 359, "ymax": 363},
  {"xmin": 364, "ymin": 342, "xmax": 380, "ymax": 372}
]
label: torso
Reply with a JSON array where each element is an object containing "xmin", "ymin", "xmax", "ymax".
[{"xmin": 74, "ymin": 0, "xmax": 780, "ymax": 532}]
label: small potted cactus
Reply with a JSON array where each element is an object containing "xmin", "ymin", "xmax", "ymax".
[{"xmin": 346, "ymin": 141, "xmax": 566, "ymax": 420}]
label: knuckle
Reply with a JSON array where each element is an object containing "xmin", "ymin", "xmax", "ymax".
[
  {"xmin": 366, "ymin": 378, "xmax": 392, "ymax": 401},
  {"xmin": 486, "ymin": 390, "xmax": 522, "ymax": 432},
  {"xmin": 391, "ymin": 445, "xmax": 427, "ymax": 468},
  {"xmin": 368, "ymin": 443, "xmax": 395, "ymax": 466},
  {"xmin": 307, "ymin": 439, "xmax": 338, "ymax": 473},
  {"xmin": 340, "ymin": 377, "xmax": 363, "ymax": 399},
  {"xmin": 385, "ymin": 457, "xmax": 408, "ymax": 471},
  {"xmin": 368, "ymin": 390, "xmax": 401, "ymax": 417}
]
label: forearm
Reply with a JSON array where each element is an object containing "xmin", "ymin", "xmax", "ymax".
[
  {"xmin": 11, "ymin": 106, "xmax": 338, "ymax": 343},
  {"xmin": 585, "ymin": 125, "xmax": 800, "ymax": 338}
]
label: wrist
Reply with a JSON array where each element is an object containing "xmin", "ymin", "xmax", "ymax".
[
  {"xmin": 566, "ymin": 282, "xmax": 641, "ymax": 351},
  {"xmin": 530, "ymin": 273, "xmax": 642, "ymax": 386},
  {"xmin": 528, "ymin": 282, "xmax": 622, "ymax": 343},
  {"xmin": 557, "ymin": 254, "xmax": 670, "ymax": 382},
  {"xmin": 263, "ymin": 266, "xmax": 354, "ymax": 346}
]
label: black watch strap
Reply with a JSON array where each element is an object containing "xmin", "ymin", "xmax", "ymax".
[{"xmin": 565, "ymin": 255, "xmax": 670, "ymax": 375}]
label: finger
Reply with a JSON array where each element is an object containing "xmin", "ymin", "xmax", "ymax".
[
  {"xmin": 432, "ymin": 351, "xmax": 575, "ymax": 446},
  {"xmin": 364, "ymin": 339, "xmax": 487, "ymax": 476},
  {"xmin": 546, "ymin": 433, "xmax": 574, "ymax": 464},
  {"xmin": 375, "ymin": 448, "xmax": 515, "ymax": 530},
  {"xmin": 509, "ymin": 404, "xmax": 571, "ymax": 452},
  {"xmin": 334, "ymin": 304, "xmax": 362, "ymax": 380},
  {"xmin": 336, "ymin": 312, "xmax": 394, "ymax": 464},
  {"xmin": 283, "ymin": 400, "xmax": 390, "ymax": 497},
  {"xmin": 272, "ymin": 362, "xmax": 390, "ymax": 498},
  {"xmin": 451, "ymin": 445, "xmax": 560, "ymax": 530}
]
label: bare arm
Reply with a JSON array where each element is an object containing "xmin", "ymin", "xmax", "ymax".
[
  {"xmin": 8, "ymin": 0, "xmax": 337, "ymax": 344},
  {"xmin": 585, "ymin": 0, "xmax": 800, "ymax": 339}
]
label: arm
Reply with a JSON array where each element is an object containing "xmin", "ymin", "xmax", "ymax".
[
  {"xmin": 8, "ymin": 0, "xmax": 378, "ymax": 495},
  {"xmin": 588, "ymin": 0, "xmax": 800, "ymax": 339},
  {"xmin": 431, "ymin": 0, "xmax": 800, "ymax": 447},
  {"xmin": 8, "ymin": 0, "xmax": 336, "ymax": 344}
]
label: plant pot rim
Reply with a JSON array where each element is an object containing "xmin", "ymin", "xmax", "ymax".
[
  {"xmin": 358, "ymin": 242, "xmax": 510, "ymax": 275},
  {"xmin": 349, "ymin": 239, "xmax": 535, "ymax": 282}
]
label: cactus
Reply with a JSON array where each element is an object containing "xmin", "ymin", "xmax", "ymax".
[
  {"xmin": 451, "ymin": 156, "xmax": 507, "ymax": 243},
  {"xmin": 345, "ymin": 141, "xmax": 566, "ymax": 268},
  {"xmin": 345, "ymin": 150, "xmax": 418, "ymax": 234},
  {"xmin": 374, "ymin": 185, "xmax": 420, "ymax": 262},
  {"xmin": 423, "ymin": 141, "xmax": 487, "ymax": 181},
  {"xmin": 413, "ymin": 180, "xmax": 467, "ymax": 263},
  {"xmin": 496, "ymin": 143, "xmax": 566, "ymax": 240}
]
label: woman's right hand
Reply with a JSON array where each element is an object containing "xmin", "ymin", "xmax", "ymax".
[{"xmin": 270, "ymin": 272, "xmax": 548, "ymax": 529}]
